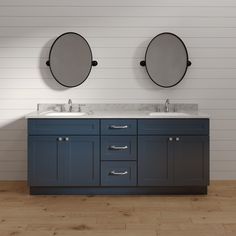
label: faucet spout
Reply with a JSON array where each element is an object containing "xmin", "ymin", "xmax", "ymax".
[{"xmin": 164, "ymin": 99, "xmax": 170, "ymax": 112}]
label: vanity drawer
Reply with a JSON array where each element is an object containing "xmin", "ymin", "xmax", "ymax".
[
  {"xmin": 101, "ymin": 161, "xmax": 137, "ymax": 186},
  {"xmin": 28, "ymin": 119, "xmax": 99, "ymax": 135},
  {"xmin": 138, "ymin": 119, "xmax": 209, "ymax": 136},
  {"xmin": 101, "ymin": 119, "xmax": 137, "ymax": 135},
  {"xmin": 101, "ymin": 136, "xmax": 137, "ymax": 161}
]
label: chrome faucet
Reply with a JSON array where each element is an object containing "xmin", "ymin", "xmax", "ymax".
[
  {"xmin": 164, "ymin": 99, "xmax": 170, "ymax": 112},
  {"xmin": 68, "ymin": 99, "xmax": 72, "ymax": 112}
]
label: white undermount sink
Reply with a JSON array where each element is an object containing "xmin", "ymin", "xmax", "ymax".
[
  {"xmin": 149, "ymin": 112, "xmax": 191, "ymax": 117},
  {"xmin": 45, "ymin": 112, "xmax": 86, "ymax": 117}
]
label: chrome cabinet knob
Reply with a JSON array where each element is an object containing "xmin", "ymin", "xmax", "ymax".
[
  {"xmin": 58, "ymin": 137, "xmax": 63, "ymax": 141},
  {"xmin": 64, "ymin": 137, "xmax": 69, "ymax": 141},
  {"xmin": 176, "ymin": 137, "xmax": 180, "ymax": 141},
  {"xmin": 169, "ymin": 137, "xmax": 173, "ymax": 141}
]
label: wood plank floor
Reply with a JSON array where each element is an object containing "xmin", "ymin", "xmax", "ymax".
[{"xmin": 0, "ymin": 181, "xmax": 236, "ymax": 236}]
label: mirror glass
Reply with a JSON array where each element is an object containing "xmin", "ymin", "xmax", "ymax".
[
  {"xmin": 47, "ymin": 32, "xmax": 97, "ymax": 87},
  {"xmin": 141, "ymin": 33, "xmax": 191, "ymax": 88}
]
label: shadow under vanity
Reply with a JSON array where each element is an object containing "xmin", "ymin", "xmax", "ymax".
[{"xmin": 26, "ymin": 103, "xmax": 209, "ymax": 195}]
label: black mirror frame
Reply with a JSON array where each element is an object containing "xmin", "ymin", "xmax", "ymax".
[
  {"xmin": 140, "ymin": 32, "xmax": 191, "ymax": 88},
  {"xmin": 46, "ymin": 32, "xmax": 98, "ymax": 88}
]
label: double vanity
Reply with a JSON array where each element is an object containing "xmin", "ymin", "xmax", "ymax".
[{"xmin": 26, "ymin": 102, "xmax": 209, "ymax": 195}]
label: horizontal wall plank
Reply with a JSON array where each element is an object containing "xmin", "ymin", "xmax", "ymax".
[
  {"xmin": 0, "ymin": 119, "xmax": 26, "ymax": 130},
  {"xmin": 1, "ymin": 0, "xmax": 236, "ymax": 7},
  {"xmin": 0, "ymin": 17, "xmax": 235, "ymax": 28},
  {"xmin": 0, "ymin": 131, "xmax": 27, "ymax": 141},
  {"xmin": 0, "ymin": 67, "xmax": 236, "ymax": 79},
  {"xmin": 210, "ymin": 172, "xmax": 236, "ymax": 180},
  {"xmin": 0, "ymin": 47, "xmax": 235, "ymax": 59},
  {"xmin": 0, "ymin": 141, "xmax": 26, "ymax": 151},
  {"xmin": 211, "ymin": 150, "xmax": 236, "ymax": 161},
  {"xmin": 199, "ymin": 100, "xmax": 236, "ymax": 109},
  {"xmin": 210, "ymin": 120, "xmax": 236, "ymax": 130},
  {"xmin": 211, "ymin": 160, "xmax": 236, "ymax": 171},
  {"xmin": 1, "ymin": 88, "xmax": 236, "ymax": 100},
  {"xmin": 1, "ymin": 37, "xmax": 236, "ymax": 48},
  {"xmin": 1, "ymin": 27, "xmax": 236, "ymax": 38},
  {"xmin": 210, "ymin": 140, "xmax": 236, "ymax": 151},
  {"xmin": 211, "ymin": 130, "xmax": 236, "ymax": 140},
  {"xmin": 1, "ymin": 78, "xmax": 236, "ymax": 90},
  {"xmin": 0, "ymin": 161, "xmax": 26, "ymax": 171},
  {"xmin": 0, "ymin": 171, "xmax": 26, "ymax": 180},
  {"xmin": 201, "ymin": 110, "xmax": 236, "ymax": 120},
  {"xmin": 1, "ymin": 7, "xmax": 236, "ymax": 17},
  {"xmin": 0, "ymin": 151, "xmax": 26, "ymax": 161}
]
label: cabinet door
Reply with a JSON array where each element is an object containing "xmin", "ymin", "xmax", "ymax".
[
  {"xmin": 173, "ymin": 136, "xmax": 209, "ymax": 186},
  {"xmin": 138, "ymin": 136, "xmax": 173, "ymax": 186},
  {"xmin": 28, "ymin": 136, "xmax": 63, "ymax": 186},
  {"xmin": 65, "ymin": 136, "xmax": 100, "ymax": 186}
]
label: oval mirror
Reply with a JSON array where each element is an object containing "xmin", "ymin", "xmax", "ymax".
[
  {"xmin": 46, "ymin": 32, "xmax": 97, "ymax": 88},
  {"xmin": 140, "ymin": 32, "xmax": 191, "ymax": 88}
]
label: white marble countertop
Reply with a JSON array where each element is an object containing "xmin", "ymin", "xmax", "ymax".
[{"xmin": 25, "ymin": 110, "xmax": 209, "ymax": 119}]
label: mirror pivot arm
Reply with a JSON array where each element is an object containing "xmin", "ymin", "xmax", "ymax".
[
  {"xmin": 140, "ymin": 60, "xmax": 146, "ymax": 66},
  {"xmin": 92, "ymin": 60, "xmax": 98, "ymax": 66}
]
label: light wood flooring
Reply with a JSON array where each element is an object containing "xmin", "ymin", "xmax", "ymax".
[{"xmin": 0, "ymin": 181, "xmax": 236, "ymax": 236}]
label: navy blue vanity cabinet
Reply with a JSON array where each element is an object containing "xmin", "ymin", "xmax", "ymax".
[
  {"xmin": 28, "ymin": 119, "xmax": 100, "ymax": 187},
  {"xmin": 28, "ymin": 118, "xmax": 209, "ymax": 195},
  {"xmin": 138, "ymin": 119, "xmax": 209, "ymax": 187}
]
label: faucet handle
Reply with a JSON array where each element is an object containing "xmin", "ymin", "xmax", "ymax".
[
  {"xmin": 78, "ymin": 104, "xmax": 85, "ymax": 112},
  {"xmin": 156, "ymin": 104, "xmax": 160, "ymax": 112}
]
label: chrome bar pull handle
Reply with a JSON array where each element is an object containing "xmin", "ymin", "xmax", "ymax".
[
  {"xmin": 109, "ymin": 125, "xmax": 128, "ymax": 129},
  {"xmin": 109, "ymin": 145, "xmax": 128, "ymax": 150},
  {"xmin": 109, "ymin": 171, "xmax": 128, "ymax": 176}
]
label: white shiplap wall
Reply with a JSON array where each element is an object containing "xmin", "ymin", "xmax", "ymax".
[{"xmin": 0, "ymin": 0, "xmax": 236, "ymax": 180}]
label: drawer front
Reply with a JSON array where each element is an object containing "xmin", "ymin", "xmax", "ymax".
[
  {"xmin": 28, "ymin": 119, "xmax": 99, "ymax": 135},
  {"xmin": 138, "ymin": 119, "xmax": 209, "ymax": 135},
  {"xmin": 101, "ymin": 119, "xmax": 137, "ymax": 135},
  {"xmin": 101, "ymin": 136, "xmax": 137, "ymax": 161},
  {"xmin": 101, "ymin": 161, "xmax": 137, "ymax": 186}
]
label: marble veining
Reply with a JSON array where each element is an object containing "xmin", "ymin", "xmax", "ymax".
[
  {"xmin": 36, "ymin": 103, "xmax": 198, "ymax": 113},
  {"xmin": 25, "ymin": 103, "xmax": 209, "ymax": 119}
]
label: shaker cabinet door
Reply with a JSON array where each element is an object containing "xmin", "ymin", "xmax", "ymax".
[
  {"xmin": 138, "ymin": 136, "xmax": 173, "ymax": 186},
  {"xmin": 28, "ymin": 136, "xmax": 63, "ymax": 186},
  {"xmin": 65, "ymin": 136, "xmax": 100, "ymax": 186},
  {"xmin": 173, "ymin": 136, "xmax": 209, "ymax": 186}
]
